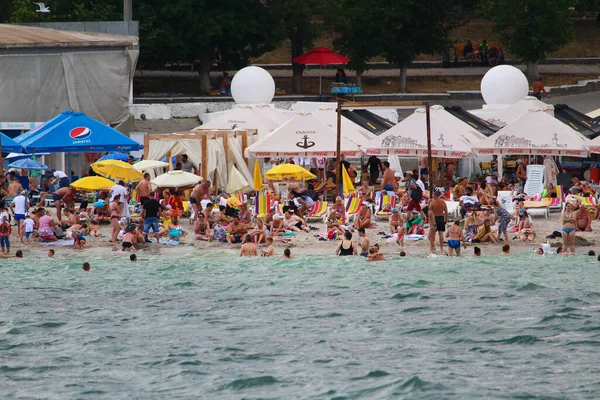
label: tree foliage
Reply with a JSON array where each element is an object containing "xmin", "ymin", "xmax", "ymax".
[
  {"xmin": 484, "ymin": 0, "xmax": 575, "ymax": 63},
  {"xmin": 9, "ymin": 0, "xmax": 121, "ymax": 23}
]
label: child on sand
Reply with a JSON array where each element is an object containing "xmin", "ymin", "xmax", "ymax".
[
  {"xmin": 24, "ymin": 213, "xmax": 35, "ymax": 245},
  {"xmin": 122, "ymin": 227, "xmax": 137, "ymax": 252},
  {"xmin": 0, "ymin": 217, "xmax": 11, "ymax": 254},
  {"xmin": 72, "ymin": 229, "xmax": 86, "ymax": 250}
]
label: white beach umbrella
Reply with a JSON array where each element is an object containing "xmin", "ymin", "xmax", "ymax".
[
  {"xmin": 133, "ymin": 159, "xmax": 169, "ymax": 171},
  {"xmin": 151, "ymin": 170, "xmax": 203, "ymax": 189}
]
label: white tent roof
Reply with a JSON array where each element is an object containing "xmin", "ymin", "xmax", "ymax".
[
  {"xmin": 470, "ymin": 96, "xmax": 554, "ymax": 127},
  {"xmin": 311, "ymin": 107, "xmax": 377, "ymax": 145},
  {"xmin": 362, "ymin": 106, "xmax": 477, "ymax": 158},
  {"xmin": 291, "ymin": 101, "xmax": 399, "ymax": 123},
  {"xmin": 473, "ymin": 109, "xmax": 589, "ymax": 157},
  {"xmin": 245, "ymin": 112, "xmax": 362, "ymax": 158},
  {"xmin": 585, "ymin": 134, "xmax": 600, "ymax": 154},
  {"xmin": 195, "ymin": 104, "xmax": 290, "ymax": 138}
]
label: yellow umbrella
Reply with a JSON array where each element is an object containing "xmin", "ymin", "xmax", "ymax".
[
  {"xmin": 342, "ymin": 165, "xmax": 355, "ymax": 196},
  {"xmin": 253, "ymin": 160, "xmax": 263, "ymax": 192},
  {"xmin": 92, "ymin": 160, "xmax": 143, "ymax": 182},
  {"xmin": 71, "ymin": 176, "xmax": 116, "ymax": 191},
  {"xmin": 265, "ymin": 163, "xmax": 316, "ymax": 181}
]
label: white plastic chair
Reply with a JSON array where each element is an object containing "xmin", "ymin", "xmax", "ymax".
[{"xmin": 524, "ymin": 164, "xmax": 545, "ymax": 197}]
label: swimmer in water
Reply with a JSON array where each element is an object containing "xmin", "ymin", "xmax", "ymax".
[
  {"xmin": 48, "ymin": 249, "xmax": 55, "ymax": 257},
  {"xmin": 474, "ymin": 246, "xmax": 481, "ymax": 257},
  {"xmin": 281, "ymin": 248, "xmax": 293, "ymax": 259},
  {"xmin": 240, "ymin": 234, "xmax": 258, "ymax": 256},
  {"xmin": 82, "ymin": 262, "xmax": 91, "ymax": 271},
  {"xmin": 130, "ymin": 254, "xmax": 137, "ymax": 262},
  {"xmin": 367, "ymin": 247, "xmax": 385, "ymax": 261},
  {"xmin": 261, "ymin": 237, "xmax": 275, "ymax": 257}
]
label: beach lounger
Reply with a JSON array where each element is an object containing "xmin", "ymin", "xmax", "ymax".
[
  {"xmin": 524, "ymin": 164, "xmax": 545, "ymax": 197},
  {"xmin": 305, "ymin": 201, "xmax": 328, "ymax": 222},
  {"xmin": 524, "ymin": 200, "xmax": 550, "ymax": 218},
  {"xmin": 445, "ymin": 200, "xmax": 460, "ymax": 219},
  {"xmin": 548, "ymin": 185, "xmax": 564, "ymax": 211},
  {"xmin": 345, "ymin": 197, "xmax": 361, "ymax": 222},
  {"xmin": 254, "ymin": 194, "xmax": 272, "ymax": 219},
  {"xmin": 497, "ymin": 191, "xmax": 515, "ymax": 214},
  {"xmin": 376, "ymin": 194, "xmax": 397, "ymax": 220}
]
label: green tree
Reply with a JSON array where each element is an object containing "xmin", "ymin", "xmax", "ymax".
[
  {"xmin": 484, "ymin": 0, "xmax": 576, "ymax": 79},
  {"xmin": 266, "ymin": 0, "xmax": 328, "ymax": 93},
  {"xmin": 139, "ymin": 0, "xmax": 279, "ymax": 94},
  {"xmin": 372, "ymin": 0, "xmax": 460, "ymax": 92},
  {"xmin": 325, "ymin": 0, "xmax": 380, "ymax": 87},
  {"xmin": 9, "ymin": 0, "xmax": 121, "ymax": 22}
]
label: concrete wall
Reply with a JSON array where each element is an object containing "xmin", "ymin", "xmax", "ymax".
[
  {"xmin": 21, "ymin": 21, "xmax": 139, "ymax": 36},
  {"xmin": 131, "ymin": 102, "xmax": 297, "ymax": 120}
]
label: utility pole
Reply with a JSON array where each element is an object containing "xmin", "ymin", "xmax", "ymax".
[{"xmin": 124, "ymin": 0, "xmax": 132, "ymax": 21}]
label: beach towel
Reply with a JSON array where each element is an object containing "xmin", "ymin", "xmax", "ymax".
[
  {"xmin": 40, "ymin": 239, "xmax": 74, "ymax": 247},
  {"xmin": 405, "ymin": 234, "xmax": 424, "ymax": 241}
]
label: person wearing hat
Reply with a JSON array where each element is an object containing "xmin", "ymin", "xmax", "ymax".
[
  {"xmin": 405, "ymin": 209, "xmax": 424, "ymax": 235},
  {"xmin": 354, "ymin": 202, "xmax": 372, "ymax": 229},
  {"xmin": 23, "ymin": 212, "xmax": 35, "ymax": 245},
  {"xmin": 9, "ymin": 190, "xmax": 28, "ymax": 244},
  {"xmin": 428, "ymin": 190, "xmax": 448, "ymax": 254}
]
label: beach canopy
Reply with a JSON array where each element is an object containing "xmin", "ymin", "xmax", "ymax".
[
  {"xmin": 71, "ymin": 176, "xmax": 116, "ymax": 191},
  {"xmin": 7, "ymin": 158, "xmax": 47, "ymax": 170},
  {"xmin": 151, "ymin": 170, "xmax": 203, "ymax": 189},
  {"xmin": 265, "ymin": 164, "xmax": 315, "ymax": 181},
  {"xmin": 311, "ymin": 107, "xmax": 377, "ymax": 145},
  {"xmin": 363, "ymin": 106, "xmax": 479, "ymax": 158},
  {"xmin": 245, "ymin": 112, "xmax": 362, "ymax": 158},
  {"xmin": 1, "ymin": 133, "xmax": 23, "ymax": 153},
  {"xmin": 473, "ymin": 109, "xmax": 590, "ymax": 157},
  {"xmin": 197, "ymin": 104, "xmax": 290, "ymax": 138},
  {"xmin": 92, "ymin": 160, "xmax": 144, "ymax": 182},
  {"xmin": 585, "ymin": 135, "xmax": 600, "ymax": 154},
  {"xmin": 470, "ymin": 97, "xmax": 554, "ymax": 127},
  {"xmin": 15, "ymin": 110, "xmax": 142, "ymax": 153},
  {"xmin": 227, "ymin": 165, "xmax": 252, "ymax": 193}
]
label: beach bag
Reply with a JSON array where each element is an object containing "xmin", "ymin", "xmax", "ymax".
[
  {"xmin": 410, "ymin": 186, "xmax": 422, "ymax": 201},
  {"xmin": 212, "ymin": 225, "xmax": 226, "ymax": 242}
]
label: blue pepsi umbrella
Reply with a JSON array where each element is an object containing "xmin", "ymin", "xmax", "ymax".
[
  {"xmin": 98, "ymin": 152, "xmax": 134, "ymax": 162},
  {"xmin": 1, "ymin": 133, "xmax": 23, "ymax": 153},
  {"xmin": 8, "ymin": 158, "xmax": 48, "ymax": 170},
  {"xmin": 16, "ymin": 110, "xmax": 143, "ymax": 153}
]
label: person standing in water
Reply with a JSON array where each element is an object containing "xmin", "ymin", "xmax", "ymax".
[
  {"xmin": 428, "ymin": 191, "xmax": 448, "ymax": 254},
  {"xmin": 446, "ymin": 220, "xmax": 464, "ymax": 257},
  {"xmin": 336, "ymin": 231, "xmax": 357, "ymax": 256}
]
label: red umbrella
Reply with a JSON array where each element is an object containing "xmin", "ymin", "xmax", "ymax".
[{"xmin": 292, "ymin": 47, "xmax": 351, "ymax": 97}]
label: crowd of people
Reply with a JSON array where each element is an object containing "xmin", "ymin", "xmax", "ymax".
[{"xmin": 1, "ymin": 152, "xmax": 599, "ymax": 259}]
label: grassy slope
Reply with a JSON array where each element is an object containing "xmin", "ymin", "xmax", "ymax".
[{"xmin": 253, "ymin": 18, "xmax": 600, "ymax": 64}]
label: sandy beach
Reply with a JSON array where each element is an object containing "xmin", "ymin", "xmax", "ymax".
[{"xmin": 7, "ymin": 207, "xmax": 598, "ymax": 258}]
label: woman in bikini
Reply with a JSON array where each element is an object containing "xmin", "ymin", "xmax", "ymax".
[
  {"xmin": 331, "ymin": 196, "xmax": 345, "ymax": 222},
  {"xmin": 240, "ymin": 234, "xmax": 258, "ymax": 256},
  {"xmin": 358, "ymin": 181, "xmax": 372, "ymax": 202},
  {"xmin": 562, "ymin": 202, "xmax": 576, "ymax": 253},
  {"xmin": 238, "ymin": 202, "xmax": 254, "ymax": 231},
  {"xmin": 109, "ymin": 194, "xmax": 123, "ymax": 245},
  {"xmin": 518, "ymin": 212, "xmax": 536, "ymax": 241},
  {"xmin": 446, "ymin": 220, "xmax": 464, "ymax": 256}
]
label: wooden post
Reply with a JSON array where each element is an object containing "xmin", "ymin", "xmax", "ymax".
[
  {"xmin": 241, "ymin": 131, "xmax": 248, "ymax": 165},
  {"xmin": 425, "ymin": 102, "xmax": 434, "ymax": 192},
  {"xmin": 201, "ymin": 135, "xmax": 208, "ymax": 181},
  {"xmin": 166, "ymin": 151, "xmax": 171, "ymax": 171},
  {"xmin": 336, "ymin": 98, "xmax": 342, "ymax": 197},
  {"xmin": 143, "ymin": 134, "xmax": 149, "ymax": 161}
]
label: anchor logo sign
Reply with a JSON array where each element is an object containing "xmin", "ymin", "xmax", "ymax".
[{"xmin": 296, "ymin": 135, "xmax": 315, "ymax": 149}]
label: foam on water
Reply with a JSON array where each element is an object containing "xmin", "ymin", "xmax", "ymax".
[{"xmin": 1, "ymin": 253, "xmax": 600, "ymax": 398}]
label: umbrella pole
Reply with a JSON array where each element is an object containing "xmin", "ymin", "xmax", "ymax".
[
  {"xmin": 336, "ymin": 99, "xmax": 342, "ymax": 198},
  {"xmin": 319, "ymin": 66, "xmax": 322, "ymax": 101},
  {"xmin": 425, "ymin": 102, "xmax": 434, "ymax": 192}
]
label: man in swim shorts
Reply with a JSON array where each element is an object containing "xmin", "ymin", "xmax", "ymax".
[
  {"xmin": 190, "ymin": 181, "xmax": 210, "ymax": 221},
  {"xmin": 52, "ymin": 187, "xmax": 75, "ymax": 222},
  {"xmin": 358, "ymin": 228, "xmax": 370, "ymax": 257},
  {"xmin": 226, "ymin": 216, "xmax": 247, "ymax": 244},
  {"xmin": 428, "ymin": 191, "xmax": 448, "ymax": 254}
]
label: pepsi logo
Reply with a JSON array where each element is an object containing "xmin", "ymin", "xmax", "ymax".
[{"xmin": 69, "ymin": 127, "xmax": 92, "ymax": 140}]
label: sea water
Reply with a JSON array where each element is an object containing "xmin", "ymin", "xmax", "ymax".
[{"xmin": 1, "ymin": 252, "xmax": 600, "ymax": 399}]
